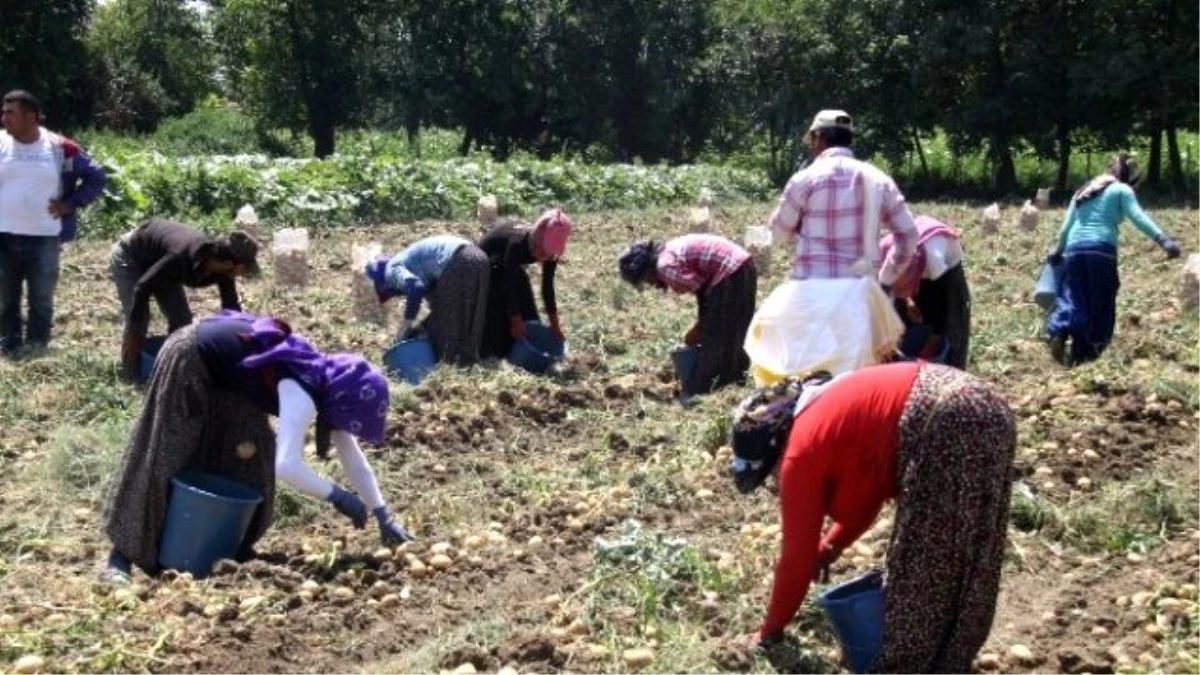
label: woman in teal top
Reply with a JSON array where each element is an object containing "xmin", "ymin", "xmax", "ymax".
[{"xmin": 1046, "ymin": 153, "xmax": 1181, "ymax": 365}]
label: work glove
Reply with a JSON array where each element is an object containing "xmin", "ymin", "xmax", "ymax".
[
  {"xmin": 119, "ymin": 333, "xmax": 144, "ymax": 383},
  {"xmin": 509, "ymin": 314, "xmax": 528, "ymax": 340},
  {"xmin": 684, "ymin": 324, "xmax": 701, "ymax": 347},
  {"xmin": 815, "ymin": 543, "xmax": 841, "ymax": 583},
  {"xmin": 400, "ymin": 318, "xmax": 418, "ymax": 340},
  {"xmin": 904, "ymin": 298, "xmax": 923, "ymax": 323},
  {"xmin": 548, "ymin": 312, "xmax": 565, "ymax": 342},
  {"xmin": 749, "ymin": 628, "xmax": 785, "ymax": 651},
  {"xmin": 326, "ymin": 485, "xmax": 367, "ymax": 529},
  {"xmin": 1158, "ymin": 235, "xmax": 1182, "ymax": 260},
  {"xmin": 373, "ymin": 506, "xmax": 415, "ymax": 546}
]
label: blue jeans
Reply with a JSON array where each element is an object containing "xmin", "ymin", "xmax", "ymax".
[{"xmin": 0, "ymin": 234, "xmax": 61, "ymax": 352}]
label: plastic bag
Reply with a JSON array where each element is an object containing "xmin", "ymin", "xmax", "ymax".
[
  {"xmin": 981, "ymin": 203, "xmax": 1001, "ymax": 234},
  {"xmin": 1034, "ymin": 188, "xmax": 1051, "ymax": 209},
  {"xmin": 478, "ymin": 195, "xmax": 499, "ymax": 231},
  {"xmin": 688, "ymin": 206, "xmax": 711, "ymax": 233},
  {"xmin": 1182, "ymin": 254, "xmax": 1200, "ymax": 309},
  {"xmin": 272, "ymin": 228, "xmax": 309, "ymax": 287},
  {"xmin": 744, "ymin": 278, "xmax": 904, "ymax": 386},
  {"xmin": 234, "ymin": 204, "xmax": 265, "ymax": 241},
  {"xmin": 744, "ymin": 226, "xmax": 773, "ymax": 277},
  {"xmin": 1019, "ymin": 200, "xmax": 1039, "ymax": 231},
  {"xmin": 351, "ymin": 242, "xmax": 387, "ymax": 325}
]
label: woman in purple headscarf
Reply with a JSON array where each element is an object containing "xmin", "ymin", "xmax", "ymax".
[{"xmin": 102, "ymin": 310, "xmax": 412, "ymax": 583}]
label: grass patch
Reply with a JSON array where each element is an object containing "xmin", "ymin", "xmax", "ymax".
[
  {"xmin": 583, "ymin": 521, "xmax": 739, "ymax": 633},
  {"xmin": 272, "ymin": 484, "xmax": 324, "ymax": 529},
  {"xmin": 37, "ymin": 421, "xmax": 130, "ymax": 505},
  {"xmin": 360, "ymin": 617, "xmax": 512, "ymax": 674},
  {"xmin": 1011, "ymin": 477, "xmax": 1194, "ymax": 554}
]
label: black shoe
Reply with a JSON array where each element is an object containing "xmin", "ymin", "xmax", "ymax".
[{"xmin": 1049, "ymin": 336, "xmax": 1067, "ymax": 365}]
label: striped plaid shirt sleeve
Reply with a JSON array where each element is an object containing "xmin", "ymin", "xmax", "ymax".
[
  {"xmin": 877, "ymin": 180, "xmax": 918, "ymax": 284},
  {"xmin": 657, "ymin": 250, "xmax": 704, "ymax": 294},
  {"xmin": 767, "ymin": 174, "xmax": 806, "ymax": 245}
]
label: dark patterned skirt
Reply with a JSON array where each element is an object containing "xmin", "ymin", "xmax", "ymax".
[
  {"xmin": 875, "ymin": 364, "xmax": 1016, "ymax": 673},
  {"xmin": 103, "ymin": 326, "xmax": 277, "ymax": 573},
  {"xmin": 689, "ymin": 261, "xmax": 758, "ymax": 394},
  {"xmin": 913, "ymin": 263, "xmax": 971, "ymax": 370},
  {"xmin": 480, "ymin": 265, "xmax": 540, "ymax": 359},
  {"xmin": 423, "ymin": 244, "xmax": 490, "ymax": 366}
]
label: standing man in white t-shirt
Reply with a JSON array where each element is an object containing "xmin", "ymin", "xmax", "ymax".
[{"xmin": 0, "ymin": 90, "xmax": 108, "ymax": 356}]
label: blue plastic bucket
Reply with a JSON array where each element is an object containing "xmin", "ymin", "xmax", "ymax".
[
  {"xmin": 383, "ymin": 336, "xmax": 437, "ymax": 385},
  {"xmin": 138, "ymin": 335, "xmax": 168, "ymax": 383},
  {"xmin": 896, "ymin": 325, "xmax": 951, "ymax": 364},
  {"xmin": 158, "ymin": 471, "xmax": 263, "ymax": 577},
  {"xmin": 1034, "ymin": 260, "xmax": 1062, "ymax": 311},
  {"xmin": 670, "ymin": 346, "xmax": 699, "ymax": 388},
  {"xmin": 508, "ymin": 321, "xmax": 566, "ymax": 374},
  {"xmin": 816, "ymin": 569, "xmax": 885, "ymax": 674}
]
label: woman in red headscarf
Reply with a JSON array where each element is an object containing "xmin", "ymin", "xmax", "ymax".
[{"xmin": 477, "ymin": 208, "xmax": 573, "ymax": 359}]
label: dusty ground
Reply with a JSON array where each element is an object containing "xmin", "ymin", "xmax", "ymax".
[{"xmin": 0, "ymin": 202, "xmax": 1196, "ymax": 674}]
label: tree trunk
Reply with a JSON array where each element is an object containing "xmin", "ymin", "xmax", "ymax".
[
  {"xmin": 1147, "ymin": 116, "xmax": 1163, "ymax": 187},
  {"xmin": 1054, "ymin": 120, "xmax": 1071, "ymax": 192},
  {"xmin": 992, "ymin": 136, "xmax": 1018, "ymax": 194},
  {"xmin": 1166, "ymin": 123, "xmax": 1184, "ymax": 194},
  {"xmin": 310, "ymin": 116, "xmax": 336, "ymax": 158},
  {"xmin": 911, "ymin": 127, "xmax": 929, "ymax": 177}
]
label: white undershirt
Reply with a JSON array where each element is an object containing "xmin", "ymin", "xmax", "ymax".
[
  {"xmin": 275, "ymin": 378, "xmax": 386, "ymax": 510},
  {"xmin": 0, "ymin": 131, "xmax": 62, "ymax": 237},
  {"xmin": 922, "ymin": 235, "xmax": 964, "ymax": 280}
]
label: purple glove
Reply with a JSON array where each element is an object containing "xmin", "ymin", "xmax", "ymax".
[
  {"xmin": 327, "ymin": 485, "xmax": 367, "ymax": 529},
  {"xmin": 373, "ymin": 506, "xmax": 415, "ymax": 546},
  {"xmin": 1158, "ymin": 236, "xmax": 1182, "ymax": 260}
]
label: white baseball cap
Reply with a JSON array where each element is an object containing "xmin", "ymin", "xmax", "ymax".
[{"xmin": 805, "ymin": 109, "xmax": 854, "ymax": 141}]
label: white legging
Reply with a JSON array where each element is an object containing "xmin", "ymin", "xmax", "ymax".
[{"xmin": 275, "ymin": 378, "xmax": 386, "ymax": 510}]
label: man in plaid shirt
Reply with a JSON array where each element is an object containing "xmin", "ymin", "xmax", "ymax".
[
  {"xmin": 767, "ymin": 110, "xmax": 917, "ymax": 285},
  {"xmin": 743, "ymin": 110, "xmax": 915, "ymax": 384},
  {"xmin": 618, "ymin": 234, "xmax": 757, "ymax": 396}
]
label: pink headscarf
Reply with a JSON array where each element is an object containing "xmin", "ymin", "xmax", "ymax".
[
  {"xmin": 532, "ymin": 208, "xmax": 573, "ymax": 259},
  {"xmin": 878, "ymin": 215, "xmax": 960, "ymax": 299}
]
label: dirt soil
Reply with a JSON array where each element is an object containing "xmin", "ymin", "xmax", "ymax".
[{"xmin": 0, "ymin": 205, "xmax": 1196, "ymax": 674}]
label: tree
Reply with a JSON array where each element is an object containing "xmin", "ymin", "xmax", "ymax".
[
  {"xmin": 561, "ymin": 0, "xmax": 715, "ymax": 163},
  {"xmin": 1117, "ymin": 0, "xmax": 1199, "ymax": 193},
  {"xmin": 87, "ymin": 0, "xmax": 217, "ymax": 131},
  {"xmin": 215, "ymin": 0, "xmax": 374, "ymax": 157},
  {"xmin": 0, "ymin": 0, "xmax": 96, "ymax": 131}
]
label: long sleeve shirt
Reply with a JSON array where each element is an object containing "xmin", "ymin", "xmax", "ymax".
[
  {"xmin": 122, "ymin": 219, "xmax": 241, "ymax": 323},
  {"xmin": 656, "ymin": 234, "xmax": 751, "ymax": 295},
  {"xmin": 195, "ymin": 317, "xmax": 386, "ymax": 509},
  {"xmin": 479, "ymin": 222, "xmax": 558, "ymax": 315},
  {"xmin": 1057, "ymin": 182, "xmax": 1165, "ymax": 252},
  {"xmin": 767, "ymin": 147, "xmax": 916, "ymax": 282},
  {"xmin": 383, "ymin": 235, "xmax": 470, "ymax": 320},
  {"xmin": 760, "ymin": 362, "xmax": 921, "ymax": 636}
]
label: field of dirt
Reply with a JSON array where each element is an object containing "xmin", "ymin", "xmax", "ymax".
[{"xmin": 0, "ymin": 202, "xmax": 1196, "ymax": 674}]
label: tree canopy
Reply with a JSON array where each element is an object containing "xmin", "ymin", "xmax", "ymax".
[{"xmin": 7, "ymin": 0, "xmax": 1195, "ymax": 192}]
